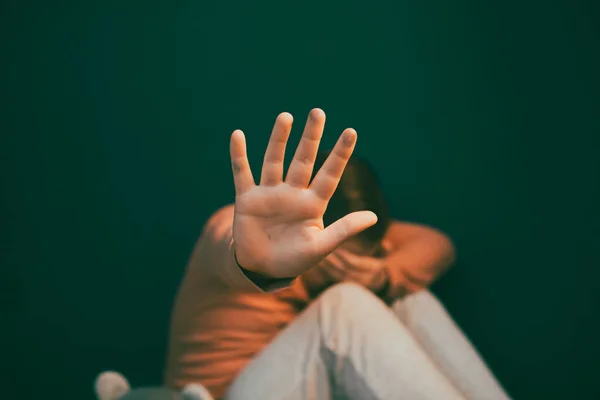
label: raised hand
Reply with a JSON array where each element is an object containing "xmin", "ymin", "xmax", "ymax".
[{"xmin": 229, "ymin": 108, "xmax": 378, "ymax": 278}]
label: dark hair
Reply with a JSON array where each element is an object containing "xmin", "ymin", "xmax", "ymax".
[{"xmin": 311, "ymin": 150, "xmax": 391, "ymax": 245}]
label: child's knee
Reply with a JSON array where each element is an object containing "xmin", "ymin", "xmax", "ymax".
[
  {"xmin": 318, "ymin": 282, "xmax": 391, "ymax": 324},
  {"xmin": 322, "ymin": 282, "xmax": 381, "ymax": 307},
  {"xmin": 393, "ymin": 290, "xmax": 448, "ymax": 324}
]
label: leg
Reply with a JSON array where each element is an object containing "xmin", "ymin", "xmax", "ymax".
[
  {"xmin": 392, "ymin": 291, "xmax": 511, "ymax": 400},
  {"xmin": 225, "ymin": 283, "xmax": 465, "ymax": 400}
]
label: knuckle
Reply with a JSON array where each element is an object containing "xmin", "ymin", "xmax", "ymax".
[
  {"xmin": 294, "ymin": 149, "xmax": 315, "ymax": 166},
  {"xmin": 231, "ymin": 160, "xmax": 242, "ymax": 173}
]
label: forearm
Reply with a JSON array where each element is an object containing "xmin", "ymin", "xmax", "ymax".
[
  {"xmin": 381, "ymin": 232, "xmax": 455, "ymax": 301},
  {"xmin": 300, "ymin": 260, "xmax": 389, "ymax": 300}
]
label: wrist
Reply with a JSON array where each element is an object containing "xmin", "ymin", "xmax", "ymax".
[
  {"xmin": 370, "ymin": 265, "xmax": 389, "ymax": 292},
  {"xmin": 233, "ymin": 242, "xmax": 274, "ymax": 276},
  {"xmin": 234, "ymin": 250, "xmax": 295, "ymax": 291}
]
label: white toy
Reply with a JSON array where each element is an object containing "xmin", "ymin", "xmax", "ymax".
[{"xmin": 94, "ymin": 371, "xmax": 214, "ymax": 400}]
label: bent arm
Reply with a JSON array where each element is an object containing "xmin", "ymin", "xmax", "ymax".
[{"xmin": 379, "ymin": 220, "xmax": 455, "ymax": 301}]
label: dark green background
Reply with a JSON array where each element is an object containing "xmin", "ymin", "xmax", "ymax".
[{"xmin": 2, "ymin": 1, "xmax": 599, "ymax": 399}]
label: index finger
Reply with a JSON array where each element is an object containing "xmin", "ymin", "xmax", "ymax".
[
  {"xmin": 335, "ymin": 249, "xmax": 376, "ymax": 272},
  {"xmin": 309, "ymin": 128, "xmax": 357, "ymax": 200},
  {"xmin": 320, "ymin": 255, "xmax": 346, "ymax": 281},
  {"xmin": 260, "ymin": 112, "xmax": 293, "ymax": 186}
]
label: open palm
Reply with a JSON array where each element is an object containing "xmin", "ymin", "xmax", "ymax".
[{"xmin": 230, "ymin": 108, "xmax": 378, "ymax": 278}]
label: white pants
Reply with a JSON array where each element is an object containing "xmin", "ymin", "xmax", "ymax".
[{"xmin": 225, "ymin": 283, "xmax": 510, "ymax": 400}]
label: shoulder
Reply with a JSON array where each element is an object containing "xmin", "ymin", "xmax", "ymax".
[
  {"xmin": 208, "ymin": 204, "xmax": 235, "ymax": 224},
  {"xmin": 202, "ymin": 204, "xmax": 235, "ymax": 238}
]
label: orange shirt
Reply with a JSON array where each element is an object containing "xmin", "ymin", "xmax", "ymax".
[
  {"xmin": 164, "ymin": 205, "xmax": 313, "ymax": 398},
  {"xmin": 163, "ymin": 204, "xmax": 417, "ymax": 398}
]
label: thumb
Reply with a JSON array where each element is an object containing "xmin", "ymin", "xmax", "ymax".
[{"xmin": 316, "ymin": 211, "xmax": 378, "ymax": 255}]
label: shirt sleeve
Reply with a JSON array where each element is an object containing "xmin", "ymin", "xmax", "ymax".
[{"xmin": 192, "ymin": 204, "xmax": 297, "ymax": 293}]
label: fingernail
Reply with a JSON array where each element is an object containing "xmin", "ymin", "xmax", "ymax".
[{"xmin": 342, "ymin": 130, "xmax": 356, "ymax": 146}]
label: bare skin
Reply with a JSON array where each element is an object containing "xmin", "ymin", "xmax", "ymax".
[
  {"xmin": 320, "ymin": 238, "xmax": 393, "ymax": 291},
  {"xmin": 229, "ymin": 108, "xmax": 378, "ymax": 278}
]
